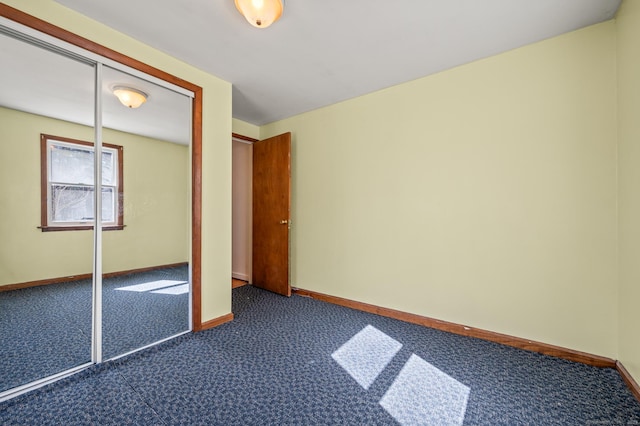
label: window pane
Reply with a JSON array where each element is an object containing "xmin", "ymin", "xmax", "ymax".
[
  {"xmin": 101, "ymin": 151, "xmax": 115, "ymax": 186},
  {"xmin": 50, "ymin": 143, "xmax": 116, "ymax": 186},
  {"xmin": 51, "ymin": 184, "xmax": 93, "ymax": 222},
  {"xmin": 50, "ymin": 144, "xmax": 94, "ymax": 185},
  {"xmin": 102, "ymin": 187, "xmax": 114, "ymax": 223},
  {"xmin": 51, "ymin": 185, "xmax": 116, "ymax": 224}
]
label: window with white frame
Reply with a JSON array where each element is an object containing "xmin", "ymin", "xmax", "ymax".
[{"xmin": 40, "ymin": 134, "xmax": 124, "ymax": 231}]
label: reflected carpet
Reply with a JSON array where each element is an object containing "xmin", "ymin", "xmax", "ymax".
[{"xmin": 0, "ymin": 265, "xmax": 188, "ymax": 392}]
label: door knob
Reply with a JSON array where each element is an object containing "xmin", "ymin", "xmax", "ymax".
[{"xmin": 280, "ymin": 219, "xmax": 289, "ymax": 225}]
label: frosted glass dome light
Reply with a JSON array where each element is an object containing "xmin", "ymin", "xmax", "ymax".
[
  {"xmin": 235, "ymin": 0, "xmax": 283, "ymax": 28},
  {"xmin": 113, "ymin": 86, "xmax": 148, "ymax": 109}
]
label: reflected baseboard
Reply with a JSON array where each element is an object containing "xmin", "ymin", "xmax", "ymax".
[{"xmin": 0, "ymin": 262, "xmax": 189, "ymax": 292}]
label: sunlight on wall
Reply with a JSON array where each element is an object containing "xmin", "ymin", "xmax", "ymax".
[{"xmin": 332, "ymin": 325, "xmax": 470, "ymax": 426}]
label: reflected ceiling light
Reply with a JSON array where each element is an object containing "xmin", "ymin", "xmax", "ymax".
[
  {"xmin": 112, "ymin": 86, "xmax": 148, "ymax": 108},
  {"xmin": 235, "ymin": 0, "xmax": 283, "ymax": 28}
]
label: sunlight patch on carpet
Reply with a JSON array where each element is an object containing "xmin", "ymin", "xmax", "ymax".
[
  {"xmin": 115, "ymin": 280, "xmax": 187, "ymax": 292},
  {"xmin": 331, "ymin": 325, "xmax": 402, "ymax": 390},
  {"xmin": 151, "ymin": 283, "xmax": 190, "ymax": 295},
  {"xmin": 379, "ymin": 354, "xmax": 470, "ymax": 426}
]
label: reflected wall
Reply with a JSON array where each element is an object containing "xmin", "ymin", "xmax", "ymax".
[
  {"xmin": 0, "ymin": 33, "xmax": 95, "ymax": 392},
  {"xmin": 102, "ymin": 65, "xmax": 191, "ymax": 359},
  {"xmin": 0, "ymin": 24, "xmax": 192, "ymax": 394}
]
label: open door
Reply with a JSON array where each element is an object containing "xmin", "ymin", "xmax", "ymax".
[{"xmin": 252, "ymin": 132, "xmax": 291, "ymax": 296}]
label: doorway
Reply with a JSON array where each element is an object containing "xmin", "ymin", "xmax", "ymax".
[
  {"xmin": 231, "ymin": 132, "xmax": 291, "ymax": 297},
  {"xmin": 232, "ymin": 134, "xmax": 255, "ymax": 286}
]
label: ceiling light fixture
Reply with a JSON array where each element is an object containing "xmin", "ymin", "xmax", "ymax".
[
  {"xmin": 112, "ymin": 86, "xmax": 148, "ymax": 108},
  {"xmin": 235, "ymin": 0, "xmax": 283, "ymax": 29}
]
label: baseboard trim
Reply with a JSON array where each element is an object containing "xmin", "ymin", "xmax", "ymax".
[
  {"xmin": 617, "ymin": 361, "xmax": 640, "ymax": 402},
  {"xmin": 293, "ymin": 288, "xmax": 616, "ymax": 369},
  {"xmin": 198, "ymin": 313, "xmax": 234, "ymax": 332},
  {"xmin": 232, "ymin": 272, "xmax": 249, "ymax": 281},
  {"xmin": 0, "ymin": 262, "xmax": 189, "ymax": 292}
]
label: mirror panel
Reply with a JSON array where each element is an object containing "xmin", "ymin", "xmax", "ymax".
[
  {"xmin": 0, "ymin": 12, "xmax": 197, "ymax": 395},
  {"xmin": 0, "ymin": 31, "xmax": 95, "ymax": 392},
  {"xmin": 101, "ymin": 65, "xmax": 191, "ymax": 360}
]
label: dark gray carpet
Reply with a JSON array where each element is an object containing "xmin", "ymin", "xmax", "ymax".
[
  {"xmin": 0, "ymin": 265, "xmax": 189, "ymax": 392},
  {"xmin": 1, "ymin": 285, "xmax": 639, "ymax": 425}
]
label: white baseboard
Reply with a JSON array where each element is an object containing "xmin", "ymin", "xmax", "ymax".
[{"xmin": 232, "ymin": 272, "xmax": 249, "ymax": 281}]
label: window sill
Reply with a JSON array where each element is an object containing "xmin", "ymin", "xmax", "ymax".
[{"xmin": 39, "ymin": 225, "xmax": 125, "ymax": 232}]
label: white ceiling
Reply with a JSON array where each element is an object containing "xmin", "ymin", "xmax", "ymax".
[
  {"xmin": 0, "ymin": 0, "xmax": 623, "ymax": 137},
  {"xmin": 51, "ymin": 0, "xmax": 622, "ymax": 126},
  {"xmin": 0, "ymin": 25, "xmax": 192, "ymax": 145}
]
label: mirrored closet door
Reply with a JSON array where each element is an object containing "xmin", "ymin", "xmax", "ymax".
[
  {"xmin": 0, "ymin": 30, "xmax": 96, "ymax": 393},
  {"xmin": 100, "ymin": 65, "xmax": 192, "ymax": 360},
  {"xmin": 0, "ymin": 15, "xmax": 194, "ymax": 398}
]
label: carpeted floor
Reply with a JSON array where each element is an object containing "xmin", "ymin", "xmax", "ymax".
[
  {"xmin": 0, "ymin": 265, "xmax": 189, "ymax": 393},
  {"xmin": 1, "ymin": 284, "xmax": 639, "ymax": 425}
]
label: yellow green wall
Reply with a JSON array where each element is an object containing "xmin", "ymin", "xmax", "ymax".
[
  {"xmin": 5, "ymin": 0, "xmax": 639, "ymax": 384},
  {"xmin": 262, "ymin": 22, "xmax": 619, "ymax": 358},
  {"xmin": 0, "ymin": 107, "xmax": 189, "ymax": 285},
  {"xmin": 617, "ymin": 0, "xmax": 640, "ymax": 383},
  {"xmin": 1, "ymin": 0, "xmax": 232, "ymax": 322},
  {"xmin": 232, "ymin": 118, "xmax": 260, "ymax": 140}
]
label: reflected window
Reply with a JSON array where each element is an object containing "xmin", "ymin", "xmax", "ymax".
[{"xmin": 40, "ymin": 134, "xmax": 124, "ymax": 231}]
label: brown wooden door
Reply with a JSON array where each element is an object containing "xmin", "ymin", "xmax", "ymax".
[{"xmin": 252, "ymin": 132, "xmax": 291, "ymax": 296}]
